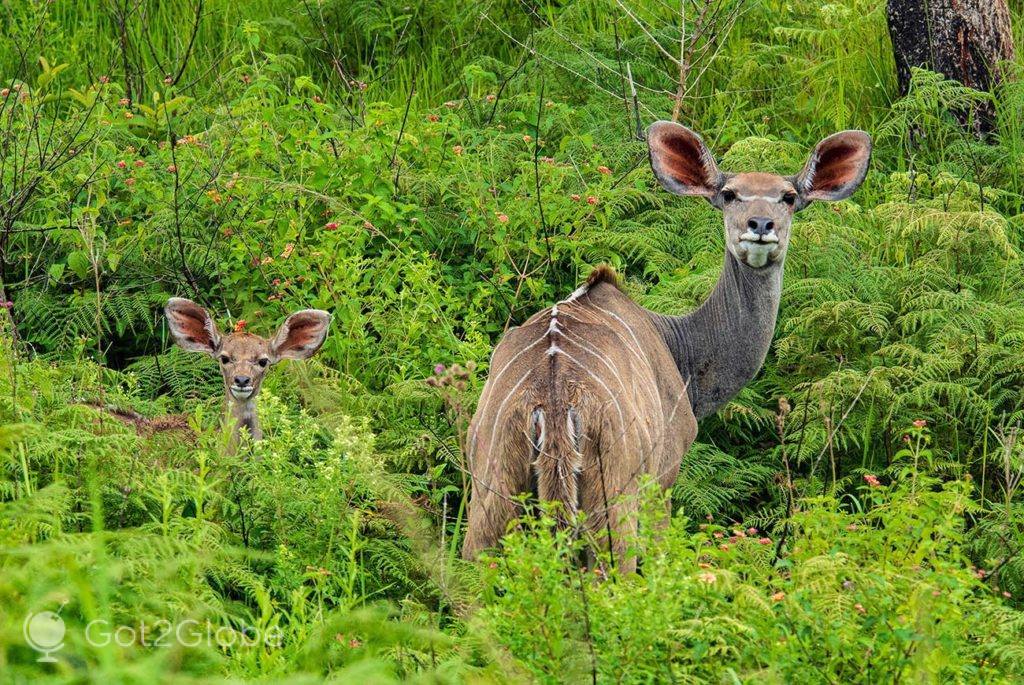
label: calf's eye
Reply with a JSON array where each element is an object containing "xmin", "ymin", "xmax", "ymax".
[
  {"xmin": 220, "ymin": 355, "xmax": 230, "ymax": 365},
  {"xmin": 782, "ymin": 193, "xmax": 796, "ymax": 206},
  {"xmin": 258, "ymin": 358, "xmax": 269, "ymax": 368},
  {"xmin": 721, "ymin": 189, "xmax": 736, "ymax": 203}
]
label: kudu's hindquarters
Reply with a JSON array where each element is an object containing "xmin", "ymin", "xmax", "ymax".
[{"xmin": 463, "ymin": 270, "xmax": 695, "ymax": 569}]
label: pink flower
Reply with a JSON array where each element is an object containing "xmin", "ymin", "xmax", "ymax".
[
  {"xmin": 99, "ymin": 76, "xmax": 110, "ymax": 84},
  {"xmin": 134, "ymin": 160, "xmax": 145, "ymax": 168},
  {"xmin": 434, "ymin": 363, "xmax": 446, "ymax": 375},
  {"xmin": 596, "ymin": 165, "xmax": 611, "ymax": 175},
  {"xmin": 713, "ymin": 531, "xmax": 723, "ymax": 539},
  {"xmin": 234, "ymin": 319, "xmax": 247, "ymax": 332},
  {"xmin": 586, "ymin": 196, "xmax": 598, "ymax": 205},
  {"xmin": 427, "ymin": 114, "xmax": 439, "ymax": 122},
  {"xmin": 570, "ymin": 194, "xmax": 581, "ymax": 201},
  {"xmin": 697, "ymin": 572, "xmax": 716, "ymax": 584},
  {"xmin": 771, "ymin": 591, "xmax": 785, "ymax": 602},
  {"xmin": 497, "ymin": 213, "xmax": 509, "ymax": 223},
  {"xmin": 913, "ymin": 419, "xmax": 927, "ymax": 428},
  {"xmin": 719, "ymin": 544, "xmax": 730, "ymax": 551},
  {"xmin": 0, "ymin": 301, "xmax": 13, "ymax": 310},
  {"xmin": 1003, "ymin": 591, "xmax": 1012, "ymax": 598},
  {"xmin": 746, "ymin": 527, "xmax": 758, "ymax": 535},
  {"xmin": 166, "ymin": 165, "xmax": 177, "ymax": 173},
  {"xmin": 522, "ymin": 135, "xmax": 532, "ymax": 143},
  {"xmin": 758, "ymin": 537, "xmax": 772, "ymax": 545},
  {"xmin": 863, "ymin": 474, "xmax": 881, "ymax": 488},
  {"xmin": 117, "ymin": 160, "xmax": 127, "ymax": 169},
  {"xmin": 124, "ymin": 177, "xmax": 135, "ymax": 186},
  {"xmin": 452, "ymin": 145, "xmax": 463, "ymax": 156},
  {"xmin": 854, "ymin": 603, "xmax": 866, "ymax": 614},
  {"xmin": 0, "ymin": 89, "xmax": 8, "ymax": 98},
  {"xmin": 324, "ymin": 222, "xmax": 339, "ymax": 231},
  {"xmin": 118, "ymin": 98, "xmax": 130, "ymax": 106}
]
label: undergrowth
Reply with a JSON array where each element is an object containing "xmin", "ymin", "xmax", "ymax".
[{"xmin": 1, "ymin": 0, "xmax": 1024, "ymax": 681}]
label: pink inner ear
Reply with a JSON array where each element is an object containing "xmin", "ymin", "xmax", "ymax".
[
  {"xmin": 171, "ymin": 307, "xmax": 213, "ymax": 347},
  {"xmin": 812, "ymin": 143, "xmax": 865, "ymax": 192},
  {"xmin": 281, "ymin": 316, "xmax": 320, "ymax": 351},
  {"xmin": 655, "ymin": 131, "xmax": 713, "ymax": 188}
]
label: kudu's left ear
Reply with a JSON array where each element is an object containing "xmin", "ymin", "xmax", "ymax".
[
  {"xmin": 795, "ymin": 130, "xmax": 871, "ymax": 203},
  {"xmin": 270, "ymin": 309, "xmax": 331, "ymax": 361},
  {"xmin": 647, "ymin": 121, "xmax": 724, "ymax": 199},
  {"xmin": 165, "ymin": 297, "xmax": 222, "ymax": 357}
]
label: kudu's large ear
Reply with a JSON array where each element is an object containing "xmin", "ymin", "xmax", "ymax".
[
  {"xmin": 647, "ymin": 121, "xmax": 724, "ymax": 199},
  {"xmin": 795, "ymin": 130, "xmax": 871, "ymax": 203},
  {"xmin": 165, "ymin": 298, "xmax": 221, "ymax": 356},
  {"xmin": 270, "ymin": 309, "xmax": 331, "ymax": 361}
]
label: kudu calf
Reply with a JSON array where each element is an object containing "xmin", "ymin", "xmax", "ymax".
[
  {"xmin": 463, "ymin": 122, "xmax": 871, "ymax": 570},
  {"xmin": 165, "ymin": 298, "xmax": 331, "ymax": 449}
]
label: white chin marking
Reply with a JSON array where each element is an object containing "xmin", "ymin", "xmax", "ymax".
[
  {"xmin": 230, "ymin": 388, "xmax": 254, "ymax": 400},
  {"xmin": 739, "ymin": 241, "xmax": 775, "ymax": 268}
]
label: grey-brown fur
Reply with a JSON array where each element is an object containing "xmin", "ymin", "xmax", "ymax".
[{"xmin": 463, "ymin": 121, "xmax": 871, "ymax": 570}]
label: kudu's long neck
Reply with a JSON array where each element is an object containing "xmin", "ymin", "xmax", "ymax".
[{"xmin": 650, "ymin": 251, "xmax": 783, "ymax": 419}]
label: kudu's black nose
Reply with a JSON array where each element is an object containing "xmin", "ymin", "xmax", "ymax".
[
  {"xmin": 234, "ymin": 376, "xmax": 252, "ymax": 387},
  {"xmin": 747, "ymin": 217, "xmax": 775, "ymax": 235}
]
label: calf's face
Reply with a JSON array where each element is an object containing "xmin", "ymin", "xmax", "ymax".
[{"xmin": 164, "ymin": 298, "xmax": 331, "ymax": 403}]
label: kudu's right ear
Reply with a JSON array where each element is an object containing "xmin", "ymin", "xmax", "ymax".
[
  {"xmin": 647, "ymin": 121, "xmax": 724, "ymax": 200},
  {"xmin": 165, "ymin": 298, "xmax": 221, "ymax": 356},
  {"xmin": 795, "ymin": 130, "xmax": 872, "ymax": 203}
]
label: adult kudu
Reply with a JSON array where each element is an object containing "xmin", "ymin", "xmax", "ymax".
[{"xmin": 463, "ymin": 121, "xmax": 871, "ymax": 570}]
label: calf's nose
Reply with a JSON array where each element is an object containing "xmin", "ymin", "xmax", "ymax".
[{"xmin": 233, "ymin": 375, "xmax": 252, "ymax": 387}]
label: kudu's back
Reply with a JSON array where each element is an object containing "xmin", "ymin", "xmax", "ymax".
[{"xmin": 462, "ymin": 268, "xmax": 695, "ymax": 569}]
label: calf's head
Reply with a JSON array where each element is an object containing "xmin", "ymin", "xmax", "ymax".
[
  {"xmin": 165, "ymin": 298, "xmax": 331, "ymax": 403},
  {"xmin": 648, "ymin": 122, "xmax": 871, "ymax": 269}
]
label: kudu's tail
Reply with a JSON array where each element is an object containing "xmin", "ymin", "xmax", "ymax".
[{"xmin": 531, "ymin": 404, "xmax": 584, "ymax": 520}]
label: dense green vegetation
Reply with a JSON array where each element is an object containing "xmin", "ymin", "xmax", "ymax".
[{"xmin": 2, "ymin": 0, "xmax": 1024, "ymax": 681}]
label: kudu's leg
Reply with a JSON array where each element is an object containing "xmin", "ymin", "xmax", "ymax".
[{"xmin": 462, "ymin": 419, "xmax": 533, "ymax": 559}]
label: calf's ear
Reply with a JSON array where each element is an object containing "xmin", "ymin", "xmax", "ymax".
[
  {"xmin": 270, "ymin": 310, "xmax": 331, "ymax": 361},
  {"xmin": 165, "ymin": 298, "xmax": 221, "ymax": 356}
]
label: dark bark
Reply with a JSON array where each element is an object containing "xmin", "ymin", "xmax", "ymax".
[{"xmin": 887, "ymin": 0, "xmax": 1015, "ymax": 133}]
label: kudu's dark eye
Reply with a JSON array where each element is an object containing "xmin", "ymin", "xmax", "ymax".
[
  {"xmin": 258, "ymin": 358, "xmax": 269, "ymax": 368},
  {"xmin": 220, "ymin": 355, "xmax": 230, "ymax": 364},
  {"xmin": 782, "ymin": 192, "xmax": 796, "ymax": 206},
  {"xmin": 721, "ymin": 189, "xmax": 737, "ymax": 203}
]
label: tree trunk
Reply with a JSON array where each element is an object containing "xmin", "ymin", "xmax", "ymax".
[{"xmin": 886, "ymin": 0, "xmax": 1015, "ymax": 133}]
